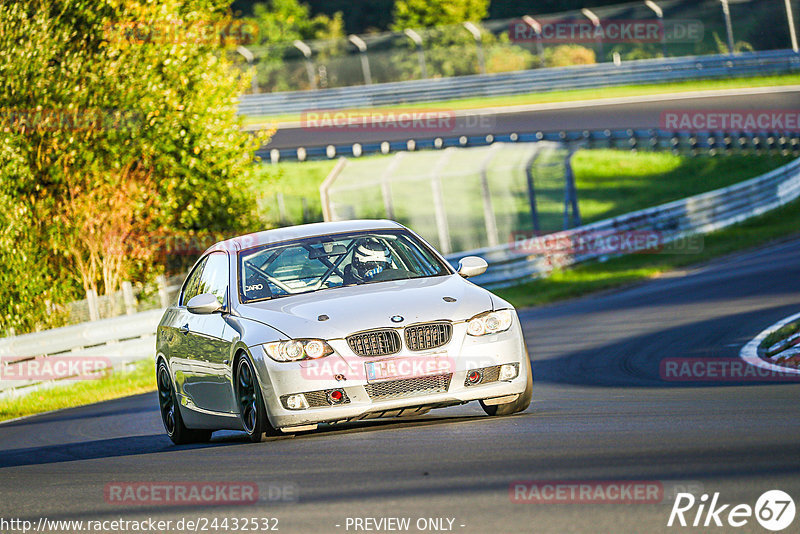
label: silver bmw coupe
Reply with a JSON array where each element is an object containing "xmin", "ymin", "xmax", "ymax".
[{"xmin": 155, "ymin": 220, "xmax": 532, "ymax": 444}]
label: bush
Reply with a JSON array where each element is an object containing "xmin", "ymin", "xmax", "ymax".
[
  {"xmin": 0, "ymin": 0, "xmax": 271, "ymax": 334},
  {"xmin": 486, "ymin": 39, "xmax": 539, "ymax": 74},
  {"xmin": 544, "ymin": 44, "xmax": 596, "ymax": 67}
]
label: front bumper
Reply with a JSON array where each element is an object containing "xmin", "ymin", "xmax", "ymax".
[{"xmin": 250, "ymin": 316, "xmax": 530, "ymax": 430}]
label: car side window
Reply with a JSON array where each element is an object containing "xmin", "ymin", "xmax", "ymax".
[
  {"xmin": 394, "ymin": 237, "xmax": 439, "ymax": 276},
  {"xmin": 197, "ymin": 252, "xmax": 229, "ymax": 307},
  {"xmin": 181, "ymin": 257, "xmax": 208, "ymax": 306}
]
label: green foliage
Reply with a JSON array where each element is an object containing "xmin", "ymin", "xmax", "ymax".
[
  {"xmin": 394, "ymin": 28, "xmax": 482, "ymax": 79},
  {"xmin": 487, "ymin": 0, "xmax": 629, "ymax": 20},
  {"xmin": 0, "ymin": 141, "xmax": 72, "ymax": 334},
  {"xmin": 712, "ymin": 32, "xmax": 755, "ymax": 54},
  {"xmin": 248, "ymin": 0, "xmax": 344, "ymax": 91},
  {"xmin": 761, "ymin": 321, "xmax": 800, "ymax": 355},
  {"xmin": 608, "ymin": 44, "xmax": 663, "ymax": 62},
  {"xmin": 251, "ymin": 0, "xmax": 343, "ymax": 43},
  {"xmin": 0, "ymin": 0, "xmax": 270, "ymax": 334},
  {"xmin": 486, "ymin": 33, "xmax": 539, "ymax": 73},
  {"xmin": 241, "ymin": 0, "xmax": 633, "ymax": 34},
  {"xmin": 392, "ymin": 0, "xmax": 489, "ymax": 29},
  {"xmin": 543, "ymin": 44, "xmax": 596, "ymax": 67},
  {"xmin": 304, "ymin": 0, "xmax": 393, "ymax": 34},
  {"xmin": 389, "ymin": 0, "xmax": 526, "ymax": 81}
]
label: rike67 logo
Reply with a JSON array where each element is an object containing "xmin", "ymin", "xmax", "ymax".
[{"xmin": 668, "ymin": 490, "xmax": 796, "ymax": 531}]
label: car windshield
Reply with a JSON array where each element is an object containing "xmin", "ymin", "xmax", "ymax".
[{"xmin": 238, "ymin": 230, "xmax": 451, "ymax": 302}]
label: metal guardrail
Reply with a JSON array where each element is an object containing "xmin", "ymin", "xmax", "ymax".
[
  {"xmin": 262, "ymin": 128, "xmax": 800, "ymax": 162},
  {"xmin": 0, "ymin": 310, "xmax": 162, "ymax": 395},
  {"xmin": 240, "ymin": 50, "xmax": 800, "ymax": 117},
  {"xmin": 447, "ymin": 157, "xmax": 800, "ymax": 288}
]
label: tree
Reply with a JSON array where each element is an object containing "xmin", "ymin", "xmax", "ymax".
[
  {"xmin": 386, "ymin": 0, "xmax": 491, "ymax": 81},
  {"xmin": 58, "ymin": 166, "xmax": 159, "ymax": 299},
  {"xmin": 392, "ymin": 0, "xmax": 489, "ymax": 30},
  {"xmin": 544, "ymin": 45, "xmax": 596, "ymax": 67},
  {"xmin": 305, "ymin": 0, "xmax": 394, "ymax": 34},
  {"xmin": 488, "ymin": 0, "xmax": 627, "ymax": 20},
  {"xmin": 0, "ymin": 0, "xmax": 271, "ymax": 334},
  {"xmin": 247, "ymin": 0, "xmax": 344, "ymax": 91},
  {"xmin": 251, "ymin": 0, "xmax": 343, "ymax": 43},
  {"xmin": 0, "ymin": 140, "xmax": 72, "ymax": 333}
]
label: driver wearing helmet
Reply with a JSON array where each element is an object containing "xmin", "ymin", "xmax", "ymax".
[{"xmin": 344, "ymin": 238, "xmax": 393, "ymax": 284}]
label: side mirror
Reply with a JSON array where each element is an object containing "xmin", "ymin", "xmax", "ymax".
[
  {"xmin": 186, "ymin": 293, "xmax": 222, "ymax": 315},
  {"xmin": 457, "ymin": 256, "xmax": 488, "ymax": 278}
]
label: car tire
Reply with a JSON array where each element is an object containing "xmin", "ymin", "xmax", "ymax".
[
  {"xmin": 157, "ymin": 360, "xmax": 212, "ymax": 445},
  {"xmin": 480, "ymin": 349, "xmax": 533, "ymax": 416},
  {"xmin": 235, "ymin": 355, "xmax": 278, "ymax": 443}
]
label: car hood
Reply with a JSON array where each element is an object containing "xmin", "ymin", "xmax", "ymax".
[{"xmin": 238, "ymin": 275, "xmax": 493, "ymax": 341}]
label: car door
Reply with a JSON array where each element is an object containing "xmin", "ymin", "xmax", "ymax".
[
  {"xmin": 181, "ymin": 251, "xmax": 236, "ymax": 414},
  {"xmin": 168, "ymin": 256, "xmax": 208, "ymax": 405}
]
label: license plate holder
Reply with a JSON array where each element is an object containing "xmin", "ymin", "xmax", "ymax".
[{"xmin": 365, "ymin": 353, "xmax": 448, "ymax": 383}]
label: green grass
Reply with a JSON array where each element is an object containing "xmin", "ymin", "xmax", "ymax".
[
  {"xmin": 253, "ymin": 157, "xmax": 341, "ymax": 225},
  {"xmin": 244, "ymin": 73, "xmax": 800, "ymax": 125},
  {"xmin": 253, "ymin": 156, "xmax": 379, "ymax": 226},
  {"xmin": 253, "ymin": 151, "xmax": 793, "ymax": 229},
  {"xmin": 0, "ymin": 360, "xmax": 155, "ymax": 422},
  {"xmin": 761, "ymin": 321, "xmax": 800, "ymax": 355},
  {"xmin": 495, "ymin": 196, "xmax": 800, "ymax": 309},
  {"xmin": 572, "ymin": 151, "xmax": 794, "ymax": 223}
]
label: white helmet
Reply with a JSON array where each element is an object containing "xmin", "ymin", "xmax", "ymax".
[{"xmin": 352, "ymin": 238, "xmax": 392, "ymax": 281}]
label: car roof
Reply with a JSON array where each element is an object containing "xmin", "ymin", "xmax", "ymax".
[{"xmin": 203, "ymin": 219, "xmax": 405, "ymax": 255}]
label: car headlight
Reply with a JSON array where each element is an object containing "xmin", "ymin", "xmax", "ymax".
[
  {"xmin": 264, "ymin": 339, "xmax": 334, "ymax": 362},
  {"xmin": 466, "ymin": 310, "xmax": 513, "ymax": 336}
]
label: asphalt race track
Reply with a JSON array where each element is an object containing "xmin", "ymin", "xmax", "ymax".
[
  {"xmin": 263, "ymin": 87, "xmax": 800, "ymax": 150},
  {"xmin": 2, "ymin": 237, "xmax": 800, "ymax": 533}
]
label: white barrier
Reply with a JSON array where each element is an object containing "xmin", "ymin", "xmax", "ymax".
[{"xmin": 0, "ymin": 310, "xmax": 162, "ymax": 395}]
